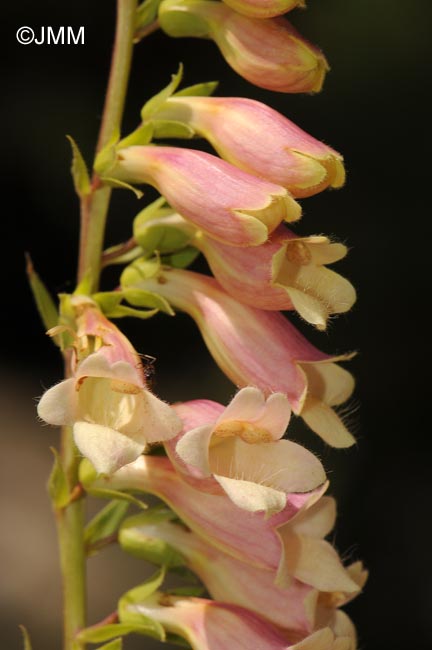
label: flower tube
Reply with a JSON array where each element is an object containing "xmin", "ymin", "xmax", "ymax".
[
  {"xmin": 38, "ymin": 297, "xmax": 181, "ymax": 474},
  {"xmin": 125, "ymin": 267, "xmax": 355, "ymax": 447},
  {"xmin": 112, "ymin": 145, "xmax": 300, "ymax": 246},
  {"xmin": 152, "ymin": 96, "xmax": 345, "ymax": 197},
  {"xmin": 123, "ymin": 592, "xmax": 355, "ymax": 650},
  {"xmin": 120, "ymin": 509, "xmax": 366, "ymax": 636},
  {"xmin": 167, "ymin": 387, "xmax": 326, "ymax": 515},
  {"xmin": 158, "ymin": 0, "xmax": 328, "ymax": 93},
  {"xmin": 86, "ymin": 453, "xmax": 325, "ymax": 579}
]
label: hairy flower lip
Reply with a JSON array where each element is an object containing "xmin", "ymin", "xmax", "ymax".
[
  {"xmin": 89, "ymin": 454, "xmax": 327, "ymax": 577},
  {"xmin": 164, "ymin": 387, "xmax": 327, "ymax": 515}
]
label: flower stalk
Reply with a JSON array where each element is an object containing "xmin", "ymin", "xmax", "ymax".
[{"xmin": 57, "ymin": 1, "xmax": 139, "ymax": 648}]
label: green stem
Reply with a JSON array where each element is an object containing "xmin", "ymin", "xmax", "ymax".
[
  {"xmin": 58, "ymin": 2, "xmax": 138, "ymax": 649},
  {"xmin": 77, "ymin": 0, "xmax": 138, "ymax": 289},
  {"xmin": 56, "ymin": 430, "xmax": 86, "ymax": 650}
]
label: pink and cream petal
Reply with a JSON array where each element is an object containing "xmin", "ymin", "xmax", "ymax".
[
  {"xmin": 216, "ymin": 386, "xmax": 265, "ymax": 423},
  {"xmin": 37, "ymin": 378, "xmax": 77, "ymax": 425},
  {"xmin": 175, "ymin": 424, "xmax": 215, "ymax": 475},
  {"xmin": 73, "ymin": 422, "xmax": 146, "ymax": 475},
  {"xmin": 213, "ymin": 474, "xmax": 287, "ymax": 515},
  {"xmin": 301, "ymin": 397, "xmax": 355, "ymax": 448},
  {"xmin": 252, "ymin": 392, "xmax": 291, "ymax": 438}
]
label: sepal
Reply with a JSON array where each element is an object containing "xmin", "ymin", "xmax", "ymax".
[
  {"xmin": 118, "ymin": 569, "xmax": 167, "ymax": 639},
  {"xmin": 141, "ymin": 65, "xmax": 184, "ymax": 120},
  {"xmin": 99, "ymin": 177, "xmax": 144, "ymax": 199},
  {"xmin": 162, "ymin": 247, "xmax": 199, "ymax": 269},
  {"xmin": 135, "ymin": 0, "xmax": 162, "ymax": 40},
  {"xmin": 95, "ymin": 640, "xmax": 123, "ymax": 650},
  {"xmin": 84, "ymin": 500, "xmax": 130, "ymax": 554},
  {"xmin": 117, "ymin": 123, "xmax": 154, "ymax": 149},
  {"xmin": 174, "ymin": 80, "xmax": 218, "ymax": 96},
  {"xmin": 120, "ymin": 508, "xmax": 185, "ymax": 568},
  {"xmin": 77, "ymin": 622, "xmax": 162, "ymax": 645},
  {"xmin": 47, "ymin": 448, "xmax": 70, "ymax": 509},
  {"xmin": 94, "ymin": 130, "xmax": 120, "ymax": 176},
  {"xmin": 26, "ymin": 255, "xmax": 59, "ymax": 337},
  {"xmin": 66, "ymin": 135, "xmax": 91, "ymax": 197}
]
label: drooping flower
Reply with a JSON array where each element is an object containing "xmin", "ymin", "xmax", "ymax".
[
  {"xmin": 125, "ymin": 267, "xmax": 355, "ymax": 447},
  {"xmin": 158, "ymin": 0, "xmax": 328, "ymax": 93},
  {"xmin": 38, "ymin": 297, "xmax": 181, "ymax": 474},
  {"xmin": 85, "ymin": 453, "xmax": 325, "ymax": 581},
  {"xmin": 152, "ymin": 96, "xmax": 345, "ymax": 197},
  {"xmin": 112, "ymin": 145, "xmax": 300, "ymax": 246},
  {"xmin": 221, "ymin": 0, "xmax": 304, "ymax": 19},
  {"xmin": 120, "ymin": 508, "xmax": 366, "ymax": 637},
  {"xmin": 131, "ymin": 211, "xmax": 355, "ymax": 329},
  {"xmin": 122, "ymin": 591, "xmax": 356, "ymax": 650},
  {"xmin": 166, "ymin": 387, "xmax": 326, "ymax": 515}
]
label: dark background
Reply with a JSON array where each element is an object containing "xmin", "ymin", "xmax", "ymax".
[{"xmin": 1, "ymin": 1, "xmax": 431, "ymax": 649}]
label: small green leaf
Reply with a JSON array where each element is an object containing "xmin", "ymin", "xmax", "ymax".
[
  {"xmin": 102, "ymin": 244, "xmax": 143, "ymax": 268},
  {"xmin": 162, "ymin": 246, "xmax": 199, "ymax": 269},
  {"xmin": 135, "ymin": 223, "xmax": 191, "ymax": 255},
  {"xmin": 141, "ymin": 65, "xmax": 183, "ymax": 120},
  {"xmin": 151, "ymin": 119, "xmax": 195, "ymax": 140},
  {"xmin": 105, "ymin": 305, "xmax": 159, "ymax": 320},
  {"xmin": 96, "ymin": 639, "xmax": 123, "ymax": 650},
  {"xmin": 94, "ymin": 130, "xmax": 120, "ymax": 176},
  {"xmin": 135, "ymin": 0, "xmax": 161, "ymax": 36},
  {"xmin": 123, "ymin": 288, "xmax": 174, "ymax": 315},
  {"xmin": 78, "ymin": 622, "xmax": 163, "ymax": 644},
  {"xmin": 118, "ymin": 122, "xmax": 154, "ymax": 149},
  {"xmin": 73, "ymin": 273, "xmax": 93, "ymax": 297},
  {"xmin": 100, "ymin": 178, "xmax": 144, "ymax": 199},
  {"xmin": 86, "ymin": 487, "xmax": 148, "ymax": 511},
  {"xmin": 85, "ymin": 500, "xmax": 129, "ymax": 550},
  {"xmin": 19, "ymin": 625, "xmax": 32, "ymax": 650},
  {"xmin": 66, "ymin": 135, "xmax": 91, "ymax": 197},
  {"xmin": 174, "ymin": 80, "xmax": 219, "ymax": 97},
  {"xmin": 26, "ymin": 255, "xmax": 59, "ymax": 333},
  {"xmin": 119, "ymin": 570, "xmax": 167, "ymax": 630},
  {"xmin": 47, "ymin": 448, "xmax": 70, "ymax": 509},
  {"xmin": 121, "ymin": 257, "xmax": 161, "ymax": 286},
  {"xmin": 92, "ymin": 291, "xmax": 124, "ymax": 313},
  {"xmin": 133, "ymin": 197, "xmax": 171, "ymax": 230}
]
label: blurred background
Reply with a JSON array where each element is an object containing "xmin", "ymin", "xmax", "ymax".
[{"xmin": 1, "ymin": 0, "xmax": 431, "ymax": 648}]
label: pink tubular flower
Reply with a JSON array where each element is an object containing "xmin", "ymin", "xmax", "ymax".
[
  {"xmin": 158, "ymin": 0, "xmax": 329, "ymax": 93},
  {"xmin": 221, "ymin": 0, "xmax": 304, "ymax": 19},
  {"xmin": 166, "ymin": 387, "xmax": 326, "ymax": 516},
  {"xmin": 196, "ymin": 224, "xmax": 356, "ymax": 329},
  {"xmin": 123, "ymin": 592, "xmax": 356, "ymax": 650},
  {"xmin": 120, "ymin": 511, "xmax": 366, "ymax": 637},
  {"xmin": 128, "ymin": 268, "xmax": 355, "ymax": 447},
  {"xmin": 153, "ymin": 96, "xmax": 345, "ymax": 197},
  {"xmin": 112, "ymin": 145, "xmax": 300, "ymax": 246},
  {"xmin": 37, "ymin": 297, "xmax": 181, "ymax": 474},
  {"xmin": 87, "ymin": 453, "xmax": 325, "ymax": 580}
]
